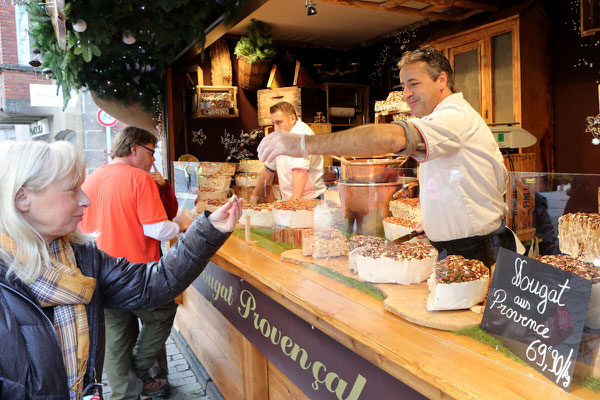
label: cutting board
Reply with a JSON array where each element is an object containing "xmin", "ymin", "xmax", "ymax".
[{"xmin": 280, "ymin": 249, "xmax": 483, "ymax": 331}]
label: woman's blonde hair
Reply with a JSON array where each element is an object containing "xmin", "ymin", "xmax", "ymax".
[{"xmin": 0, "ymin": 140, "xmax": 94, "ymax": 283}]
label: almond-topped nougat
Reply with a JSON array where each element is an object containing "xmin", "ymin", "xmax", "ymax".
[
  {"xmin": 558, "ymin": 213, "xmax": 600, "ymax": 263},
  {"xmin": 238, "ymin": 159, "xmax": 264, "ymax": 174},
  {"xmin": 389, "ymin": 197, "xmax": 422, "ymax": 223},
  {"xmin": 313, "ymin": 227, "xmax": 348, "ymax": 259},
  {"xmin": 382, "ymin": 216, "xmax": 419, "ymax": 241},
  {"xmin": 303, "ymin": 228, "xmax": 348, "ymax": 259},
  {"xmin": 537, "ymin": 254, "xmax": 600, "ymax": 282},
  {"xmin": 197, "ymin": 174, "xmax": 232, "ymax": 190},
  {"xmin": 382, "ymin": 216, "xmax": 419, "ymax": 229},
  {"xmin": 234, "ymin": 172, "xmax": 259, "ymax": 187},
  {"xmin": 348, "ymin": 235, "xmax": 386, "ymax": 273},
  {"xmin": 536, "ymin": 254, "xmax": 600, "ymax": 328},
  {"xmin": 204, "ymin": 198, "xmax": 229, "ymax": 212},
  {"xmin": 427, "ymin": 255, "xmax": 490, "ymax": 311},
  {"xmin": 243, "ymin": 203, "xmax": 273, "ymax": 211},
  {"xmin": 432, "ymin": 255, "xmax": 489, "ymax": 284},
  {"xmin": 273, "ymin": 199, "xmax": 339, "ymax": 211},
  {"xmin": 355, "ymin": 242, "xmax": 437, "ymax": 284},
  {"xmin": 273, "ymin": 199, "xmax": 342, "ymax": 229},
  {"xmin": 240, "ymin": 202, "xmax": 274, "ymax": 227},
  {"xmin": 349, "ymin": 235, "xmax": 386, "ymax": 252},
  {"xmin": 360, "ymin": 241, "xmax": 437, "ymax": 261}
]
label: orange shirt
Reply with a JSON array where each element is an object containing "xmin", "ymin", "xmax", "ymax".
[{"xmin": 80, "ymin": 163, "xmax": 167, "ymax": 263}]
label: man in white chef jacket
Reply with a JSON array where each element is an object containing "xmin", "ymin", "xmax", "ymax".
[
  {"xmin": 250, "ymin": 101, "xmax": 325, "ymax": 203},
  {"xmin": 257, "ymin": 46, "xmax": 516, "ymax": 267}
]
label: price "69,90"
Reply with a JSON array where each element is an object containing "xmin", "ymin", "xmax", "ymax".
[{"xmin": 526, "ymin": 339, "xmax": 573, "ymax": 388}]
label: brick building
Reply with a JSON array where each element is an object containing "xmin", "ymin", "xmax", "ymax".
[{"xmin": 0, "ymin": 2, "xmax": 116, "ymax": 174}]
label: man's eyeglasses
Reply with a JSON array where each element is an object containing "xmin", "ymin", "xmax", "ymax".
[{"xmin": 137, "ymin": 144, "xmax": 155, "ymax": 156}]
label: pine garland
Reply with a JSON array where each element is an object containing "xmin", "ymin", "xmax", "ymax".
[
  {"xmin": 234, "ymin": 19, "xmax": 277, "ymax": 64},
  {"xmin": 24, "ymin": 0, "xmax": 245, "ymax": 112}
]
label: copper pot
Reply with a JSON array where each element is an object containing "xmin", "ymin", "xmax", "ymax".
[
  {"xmin": 341, "ymin": 157, "xmax": 407, "ymax": 183},
  {"xmin": 338, "ymin": 177, "xmax": 417, "ymax": 235}
]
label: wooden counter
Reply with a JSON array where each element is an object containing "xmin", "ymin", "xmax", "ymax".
[{"xmin": 174, "ymin": 236, "xmax": 600, "ymax": 399}]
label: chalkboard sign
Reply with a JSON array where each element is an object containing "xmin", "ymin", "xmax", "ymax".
[{"xmin": 481, "ymin": 248, "xmax": 592, "ymax": 391}]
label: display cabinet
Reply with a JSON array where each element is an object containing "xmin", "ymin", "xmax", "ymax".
[
  {"xmin": 173, "ymin": 158, "xmax": 600, "ymax": 399},
  {"xmin": 427, "ymin": 3, "xmax": 552, "ymax": 172}
]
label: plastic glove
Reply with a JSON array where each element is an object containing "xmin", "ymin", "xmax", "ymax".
[{"xmin": 257, "ymin": 130, "xmax": 302, "ymax": 163}]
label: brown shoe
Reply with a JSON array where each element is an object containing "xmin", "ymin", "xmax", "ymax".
[{"xmin": 142, "ymin": 378, "xmax": 170, "ymax": 398}]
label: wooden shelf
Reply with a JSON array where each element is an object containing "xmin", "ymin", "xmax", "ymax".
[
  {"xmin": 323, "ymin": 82, "xmax": 369, "ymax": 126},
  {"xmin": 192, "ymin": 85, "xmax": 239, "ymax": 119},
  {"xmin": 194, "ymin": 114, "xmax": 239, "ymax": 119}
]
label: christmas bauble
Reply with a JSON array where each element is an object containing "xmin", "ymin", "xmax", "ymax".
[
  {"xmin": 122, "ymin": 34, "xmax": 136, "ymax": 45},
  {"xmin": 73, "ymin": 19, "xmax": 87, "ymax": 32}
]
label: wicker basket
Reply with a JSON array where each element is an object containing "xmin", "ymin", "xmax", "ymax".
[{"xmin": 237, "ymin": 58, "xmax": 271, "ymax": 90}]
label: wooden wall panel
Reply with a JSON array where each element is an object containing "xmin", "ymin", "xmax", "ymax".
[
  {"xmin": 174, "ymin": 305, "xmax": 243, "ymax": 400},
  {"xmin": 242, "ymin": 340, "xmax": 269, "ymax": 399},
  {"xmin": 519, "ymin": 5, "xmax": 553, "ymax": 172},
  {"xmin": 267, "ymin": 361, "xmax": 309, "ymax": 400},
  {"xmin": 181, "ymin": 287, "xmax": 244, "ymax": 372}
]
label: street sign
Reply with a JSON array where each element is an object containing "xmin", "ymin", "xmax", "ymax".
[{"xmin": 97, "ymin": 109, "xmax": 118, "ymax": 127}]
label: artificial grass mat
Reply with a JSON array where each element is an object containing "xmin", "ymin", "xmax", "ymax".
[{"xmin": 233, "ymin": 228, "xmax": 383, "ymax": 300}]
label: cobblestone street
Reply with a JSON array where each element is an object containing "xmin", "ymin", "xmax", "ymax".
[{"xmin": 102, "ymin": 329, "xmax": 224, "ymax": 400}]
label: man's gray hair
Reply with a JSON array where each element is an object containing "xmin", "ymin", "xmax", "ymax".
[
  {"xmin": 111, "ymin": 126, "xmax": 158, "ymax": 159},
  {"xmin": 398, "ymin": 45, "xmax": 455, "ymax": 92}
]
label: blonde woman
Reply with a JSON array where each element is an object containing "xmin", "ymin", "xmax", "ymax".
[{"xmin": 0, "ymin": 140, "xmax": 242, "ymax": 400}]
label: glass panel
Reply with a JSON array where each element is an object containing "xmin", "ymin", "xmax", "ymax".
[
  {"xmin": 172, "ymin": 162, "xmax": 600, "ymax": 395},
  {"xmin": 453, "ymin": 49, "xmax": 480, "ymax": 113},
  {"xmin": 492, "ymin": 32, "xmax": 514, "ymax": 123}
]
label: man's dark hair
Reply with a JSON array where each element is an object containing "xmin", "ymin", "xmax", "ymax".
[
  {"xmin": 270, "ymin": 101, "xmax": 297, "ymax": 118},
  {"xmin": 111, "ymin": 126, "xmax": 158, "ymax": 159},
  {"xmin": 398, "ymin": 45, "xmax": 455, "ymax": 92}
]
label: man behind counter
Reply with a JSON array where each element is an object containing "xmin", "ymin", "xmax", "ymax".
[
  {"xmin": 250, "ymin": 101, "xmax": 325, "ymax": 203},
  {"xmin": 257, "ymin": 46, "xmax": 516, "ymax": 267}
]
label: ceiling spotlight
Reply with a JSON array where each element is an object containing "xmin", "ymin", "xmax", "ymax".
[{"xmin": 306, "ymin": 0, "xmax": 317, "ymax": 15}]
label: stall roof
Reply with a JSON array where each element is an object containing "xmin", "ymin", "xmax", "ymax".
[
  {"xmin": 227, "ymin": 0, "xmax": 422, "ymax": 48},
  {"xmin": 180, "ymin": 0, "xmax": 502, "ymax": 60},
  {"xmin": 224, "ymin": 0, "xmax": 501, "ymax": 49}
]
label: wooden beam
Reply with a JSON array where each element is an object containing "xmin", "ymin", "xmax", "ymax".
[
  {"xmin": 293, "ymin": 61, "xmax": 301, "ymax": 86},
  {"xmin": 318, "ymin": 0, "xmax": 457, "ymax": 21},
  {"xmin": 266, "ymin": 64, "xmax": 284, "ymax": 89},
  {"xmin": 379, "ymin": 0, "xmax": 411, "ymax": 8},
  {"xmin": 452, "ymin": 0, "xmax": 498, "ymax": 12},
  {"xmin": 449, "ymin": 8, "xmax": 484, "ymax": 20},
  {"xmin": 185, "ymin": 0, "xmax": 271, "ymax": 60},
  {"xmin": 209, "ymin": 38, "xmax": 232, "ymax": 86},
  {"xmin": 420, "ymin": 4, "xmax": 447, "ymax": 15},
  {"xmin": 421, "ymin": 0, "xmax": 498, "ymax": 12}
]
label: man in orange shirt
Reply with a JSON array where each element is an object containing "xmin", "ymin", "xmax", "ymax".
[{"xmin": 80, "ymin": 126, "xmax": 191, "ymax": 400}]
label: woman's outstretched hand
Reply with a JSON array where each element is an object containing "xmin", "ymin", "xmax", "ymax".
[{"xmin": 208, "ymin": 195, "xmax": 243, "ymax": 233}]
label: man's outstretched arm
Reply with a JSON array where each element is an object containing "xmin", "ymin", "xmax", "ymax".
[{"xmin": 258, "ymin": 123, "xmax": 407, "ymax": 163}]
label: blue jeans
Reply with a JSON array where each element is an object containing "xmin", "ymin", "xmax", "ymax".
[{"xmin": 429, "ymin": 222, "xmax": 516, "ymax": 267}]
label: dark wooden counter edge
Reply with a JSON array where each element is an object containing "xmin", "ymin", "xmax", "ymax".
[{"xmin": 209, "ymin": 236, "xmax": 598, "ymax": 400}]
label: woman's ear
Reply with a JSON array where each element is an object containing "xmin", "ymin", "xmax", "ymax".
[{"xmin": 15, "ymin": 188, "xmax": 30, "ymax": 212}]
